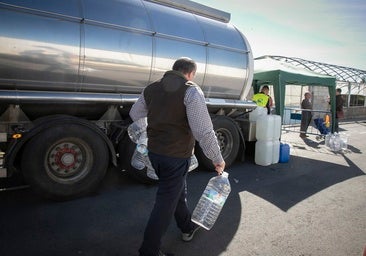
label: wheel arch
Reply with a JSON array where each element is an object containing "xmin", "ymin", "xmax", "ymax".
[
  {"xmin": 195, "ymin": 114, "xmax": 245, "ymax": 171},
  {"xmin": 211, "ymin": 114, "xmax": 246, "ymax": 162},
  {"xmin": 225, "ymin": 115, "xmax": 246, "ymax": 162},
  {"xmin": 7, "ymin": 115, "xmax": 117, "ymax": 173}
]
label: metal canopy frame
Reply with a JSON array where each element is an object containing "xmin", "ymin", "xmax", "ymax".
[
  {"xmin": 258, "ymin": 55, "xmax": 366, "ymax": 108},
  {"xmin": 259, "ymin": 55, "xmax": 366, "ymax": 84}
]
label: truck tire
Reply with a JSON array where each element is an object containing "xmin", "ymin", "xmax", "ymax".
[
  {"xmin": 195, "ymin": 115, "xmax": 240, "ymax": 171},
  {"xmin": 118, "ymin": 135, "xmax": 158, "ymax": 185},
  {"xmin": 21, "ymin": 124, "xmax": 109, "ymax": 200}
]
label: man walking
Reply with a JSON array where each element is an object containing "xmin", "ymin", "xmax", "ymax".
[{"xmin": 130, "ymin": 57, "xmax": 225, "ymax": 256}]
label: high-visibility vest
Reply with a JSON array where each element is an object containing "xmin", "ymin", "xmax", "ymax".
[{"xmin": 252, "ymin": 93, "xmax": 269, "ymax": 107}]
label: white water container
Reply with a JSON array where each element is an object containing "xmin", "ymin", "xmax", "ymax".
[
  {"xmin": 256, "ymin": 115, "xmax": 274, "ymax": 140},
  {"xmin": 249, "ymin": 106, "xmax": 267, "ymax": 122},
  {"xmin": 272, "ymin": 139, "xmax": 280, "ymax": 164},
  {"xmin": 255, "ymin": 140, "xmax": 273, "ymax": 166},
  {"xmin": 272, "ymin": 115, "xmax": 282, "ymax": 140}
]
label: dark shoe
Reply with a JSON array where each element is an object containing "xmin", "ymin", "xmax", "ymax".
[
  {"xmin": 158, "ymin": 250, "xmax": 174, "ymax": 256},
  {"xmin": 182, "ymin": 225, "xmax": 201, "ymax": 242},
  {"xmin": 139, "ymin": 250, "xmax": 174, "ymax": 256}
]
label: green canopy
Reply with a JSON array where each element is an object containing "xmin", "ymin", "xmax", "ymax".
[{"xmin": 253, "ymin": 57, "xmax": 337, "ymax": 132}]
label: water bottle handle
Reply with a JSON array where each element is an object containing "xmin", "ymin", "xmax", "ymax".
[{"xmin": 219, "ymin": 171, "xmax": 228, "ymax": 178}]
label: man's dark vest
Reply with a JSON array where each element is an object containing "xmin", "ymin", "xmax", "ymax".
[{"xmin": 144, "ymin": 70, "xmax": 195, "ymax": 158}]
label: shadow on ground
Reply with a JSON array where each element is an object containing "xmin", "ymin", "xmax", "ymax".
[{"xmin": 1, "ymin": 147, "xmax": 364, "ymax": 256}]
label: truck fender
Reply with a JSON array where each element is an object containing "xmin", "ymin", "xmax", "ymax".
[{"xmin": 6, "ymin": 115, "xmax": 117, "ymax": 172}]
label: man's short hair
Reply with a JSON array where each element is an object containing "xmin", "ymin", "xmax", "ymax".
[
  {"xmin": 336, "ymin": 88, "xmax": 342, "ymax": 93},
  {"xmin": 172, "ymin": 57, "xmax": 197, "ymax": 74}
]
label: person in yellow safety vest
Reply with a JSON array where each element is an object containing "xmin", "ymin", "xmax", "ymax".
[{"xmin": 252, "ymin": 85, "xmax": 272, "ymax": 114}]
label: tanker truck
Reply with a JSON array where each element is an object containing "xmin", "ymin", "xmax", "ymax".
[{"xmin": 0, "ymin": 0, "xmax": 257, "ymax": 200}]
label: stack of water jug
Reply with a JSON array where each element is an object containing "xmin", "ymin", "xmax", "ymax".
[
  {"xmin": 325, "ymin": 132, "xmax": 348, "ymax": 152},
  {"xmin": 250, "ymin": 107, "xmax": 282, "ymax": 166}
]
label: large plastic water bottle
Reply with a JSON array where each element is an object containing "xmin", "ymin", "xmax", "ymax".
[
  {"xmin": 131, "ymin": 149, "xmax": 146, "ymax": 170},
  {"xmin": 127, "ymin": 117, "xmax": 147, "ymax": 144},
  {"xmin": 188, "ymin": 154, "xmax": 199, "ymax": 172},
  {"xmin": 325, "ymin": 133, "xmax": 331, "ymax": 147},
  {"xmin": 329, "ymin": 134, "xmax": 335, "ymax": 151},
  {"xmin": 191, "ymin": 172, "xmax": 231, "ymax": 230},
  {"xmin": 129, "ymin": 118, "xmax": 149, "ymax": 170},
  {"xmin": 136, "ymin": 132, "xmax": 148, "ymax": 155},
  {"xmin": 340, "ymin": 133, "xmax": 349, "ymax": 150},
  {"xmin": 131, "ymin": 129, "xmax": 150, "ymax": 170},
  {"xmin": 334, "ymin": 133, "xmax": 342, "ymax": 152}
]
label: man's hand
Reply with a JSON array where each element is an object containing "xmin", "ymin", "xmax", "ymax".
[{"xmin": 214, "ymin": 161, "xmax": 226, "ymax": 175}]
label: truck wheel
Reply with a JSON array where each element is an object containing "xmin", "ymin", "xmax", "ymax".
[
  {"xmin": 21, "ymin": 124, "xmax": 109, "ymax": 200},
  {"xmin": 196, "ymin": 116, "xmax": 240, "ymax": 171},
  {"xmin": 118, "ymin": 135, "xmax": 157, "ymax": 185}
]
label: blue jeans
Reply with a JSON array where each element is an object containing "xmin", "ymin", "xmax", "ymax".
[{"xmin": 139, "ymin": 152, "xmax": 195, "ymax": 256}]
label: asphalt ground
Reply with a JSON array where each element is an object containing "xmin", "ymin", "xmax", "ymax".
[{"xmin": 1, "ymin": 120, "xmax": 365, "ymax": 256}]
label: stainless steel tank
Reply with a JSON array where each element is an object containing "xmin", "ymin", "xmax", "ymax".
[{"xmin": 0, "ymin": 0, "xmax": 253, "ymax": 101}]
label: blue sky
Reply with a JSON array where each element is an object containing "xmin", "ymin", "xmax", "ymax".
[{"xmin": 194, "ymin": 0, "xmax": 366, "ymax": 70}]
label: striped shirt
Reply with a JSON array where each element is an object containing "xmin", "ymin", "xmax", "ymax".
[{"xmin": 130, "ymin": 85, "xmax": 224, "ymax": 165}]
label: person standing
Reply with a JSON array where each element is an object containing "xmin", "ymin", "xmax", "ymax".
[
  {"xmin": 334, "ymin": 88, "xmax": 344, "ymax": 133},
  {"xmin": 130, "ymin": 57, "xmax": 225, "ymax": 256},
  {"xmin": 300, "ymin": 92, "xmax": 313, "ymax": 138},
  {"xmin": 252, "ymin": 85, "xmax": 272, "ymax": 114}
]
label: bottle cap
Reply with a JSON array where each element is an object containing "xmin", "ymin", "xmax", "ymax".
[{"xmin": 221, "ymin": 171, "xmax": 229, "ymax": 178}]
